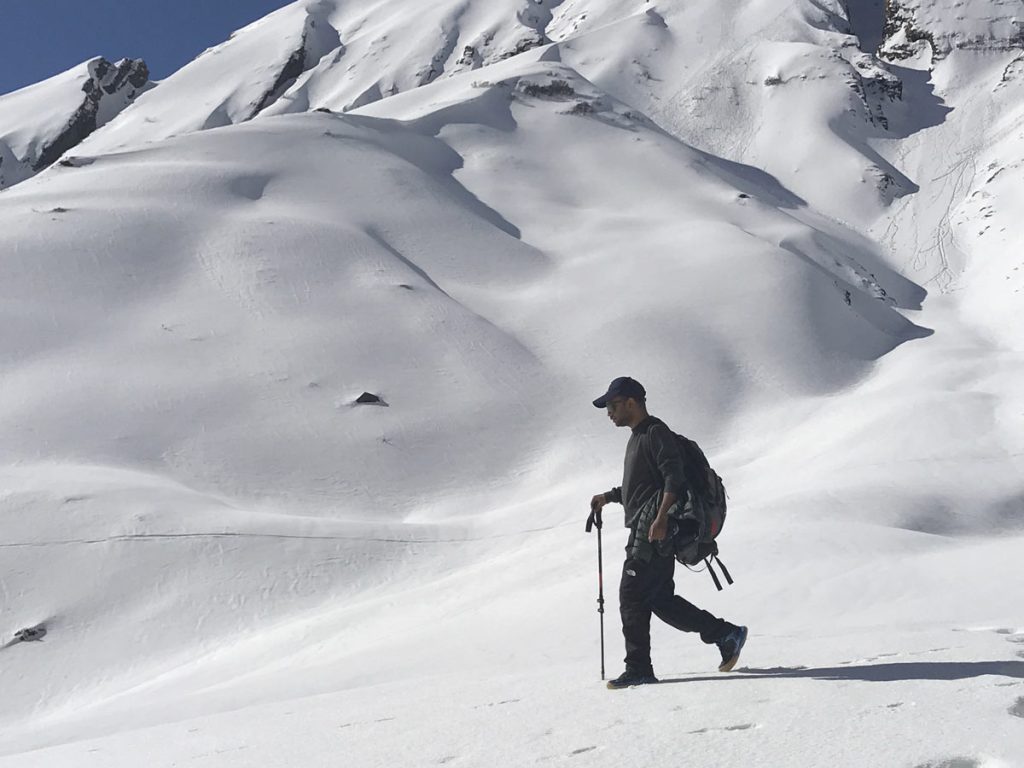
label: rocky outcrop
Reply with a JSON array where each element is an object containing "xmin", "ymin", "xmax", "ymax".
[
  {"xmin": 847, "ymin": 52, "xmax": 903, "ymax": 129},
  {"xmin": 881, "ymin": 0, "xmax": 1024, "ymax": 62},
  {"xmin": 0, "ymin": 141, "xmax": 21, "ymax": 189},
  {"xmin": 33, "ymin": 58, "xmax": 150, "ymax": 171},
  {"xmin": 0, "ymin": 57, "xmax": 149, "ymax": 189},
  {"xmin": 248, "ymin": 10, "xmax": 342, "ymax": 118},
  {"xmin": 880, "ymin": 0, "xmax": 938, "ymax": 60}
]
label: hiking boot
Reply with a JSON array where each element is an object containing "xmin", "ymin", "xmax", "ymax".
[
  {"xmin": 606, "ymin": 668, "xmax": 659, "ymax": 689},
  {"xmin": 717, "ymin": 625, "xmax": 748, "ymax": 672}
]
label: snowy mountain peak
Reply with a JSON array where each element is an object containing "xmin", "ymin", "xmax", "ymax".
[{"xmin": 0, "ymin": 56, "xmax": 149, "ymax": 189}]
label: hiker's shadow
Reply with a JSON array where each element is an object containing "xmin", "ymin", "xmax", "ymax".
[{"xmin": 660, "ymin": 660, "xmax": 1024, "ymax": 684}]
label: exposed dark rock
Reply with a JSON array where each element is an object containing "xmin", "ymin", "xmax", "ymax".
[
  {"xmin": 882, "ymin": 0, "xmax": 936, "ymax": 60},
  {"xmin": 14, "ymin": 625, "xmax": 47, "ymax": 642},
  {"xmin": 93, "ymin": 57, "xmax": 149, "ymax": 94},
  {"xmin": 1010, "ymin": 696, "xmax": 1024, "ymax": 718},
  {"xmin": 57, "ymin": 156, "xmax": 96, "ymax": 168},
  {"xmin": 32, "ymin": 58, "xmax": 149, "ymax": 172},
  {"xmin": 500, "ymin": 34, "xmax": 546, "ymax": 60},
  {"xmin": 521, "ymin": 79, "xmax": 576, "ymax": 99},
  {"xmin": 568, "ymin": 100, "xmax": 595, "ymax": 115},
  {"xmin": 882, "ymin": 0, "xmax": 1024, "ymax": 60},
  {"xmin": 249, "ymin": 11, "xmax": 342, "ymax": 118},
  {"xmin": 958, "ymin": 25, "xmax": 1024, "ymax": 53},
  {"xmin": 356, "ymin": 392, "xmax": 388, "ymax": 406},
  {"xmin": 847, "ymin": 54, "xmax": 903, "ymax": 130},
  {"xmin": 416, "ymin": 27, "xmax": 461, "ymax": 86},
  {"xmin": 250, "ymin": 46, "xmax": 307, "ymax": 118},
  {"xmin": 2, "ymin": 623, "xmax": 49, "ymax": 648},
  {"xmin": 999, "ymin": 55, "xmax": 1024, "ymax": 87}
]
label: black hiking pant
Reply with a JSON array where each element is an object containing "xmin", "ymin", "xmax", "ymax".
[{"xmin": 619, "ymin": 553, "xmax": 733, "ymax": 673}]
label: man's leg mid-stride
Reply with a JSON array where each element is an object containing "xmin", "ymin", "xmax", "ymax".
[
  {"xmin": 609, "ymin": 555, "xmax": 746, "ymax": 688},
  {"xmin": 650, "ymin": 556, "xmax": 735, "ymax": 643},
  {"xmin": 607, "ymin": 557, "xmax": 661, "ymax": 688}
]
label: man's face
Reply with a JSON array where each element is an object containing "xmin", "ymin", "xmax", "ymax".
[{"xmin": 605, "ymin": 397, "xmax": 632, "ymax": 427}]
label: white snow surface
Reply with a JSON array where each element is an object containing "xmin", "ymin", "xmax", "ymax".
[{"xmin": 1, "ymin": 0, "xmax": 1023, "ymax": 766}]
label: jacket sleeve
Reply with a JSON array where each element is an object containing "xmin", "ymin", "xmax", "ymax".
[
  {"xmin": 647, "ymin": 424, "xmax": 687, "ymax": 498},
  {"xmin": 604, "ymin": 486, "xmax": 623, "ymax": 504}
]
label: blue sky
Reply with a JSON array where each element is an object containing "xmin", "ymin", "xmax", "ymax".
[{"xmin": 0, "ymin": 0, "xmax": 294, "ymax": 96}]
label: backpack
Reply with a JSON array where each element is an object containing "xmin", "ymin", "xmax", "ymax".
[{"xmin": 645, "ymin": 421, "xmax": 734, "ymax": 590}]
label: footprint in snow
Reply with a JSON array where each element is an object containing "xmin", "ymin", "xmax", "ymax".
[
  {"xmin": 688, "ymin": 723, "xmax": 757, "ymax": 734},
  {"xmin": 570, "ymin": 747, "xmax": 597, "ymax": 756},
  {"xmin": 472, "ymin": 698, "xmax": 521, "ymax": 710}
]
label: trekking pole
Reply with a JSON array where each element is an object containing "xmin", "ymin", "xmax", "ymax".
[{"xmin": 585, "ymin": 507, "xmax": 606, "ymax": 681}]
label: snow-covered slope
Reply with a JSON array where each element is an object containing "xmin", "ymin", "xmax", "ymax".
[
  {"xmin": 0, "ymin": 57, "xmax": 148, "ymax": 189},
  {"xmin": 1, "ymin": 0, "xmax": 1023, "ymax": 766},
  {"xmin": 74, "ymin": 3, "xmax": 341, "ymax": 156},
  {"xmin": 77, "ymin": 0, "xmax": 650, "ymax": 159}
]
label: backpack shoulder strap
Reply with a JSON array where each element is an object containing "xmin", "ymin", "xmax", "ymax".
[{"xmin": 634, "ymin": 417, "xmax": 665, "ymax": 478}]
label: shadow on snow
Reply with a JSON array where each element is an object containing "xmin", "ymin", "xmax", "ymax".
[{"xmin": 661, "ymin": 660, "xmax": 1024, "ymax": 684}]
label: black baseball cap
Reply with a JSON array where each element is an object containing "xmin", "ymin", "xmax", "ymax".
[{"xmin": 592, "ymin": 377, "xmax": 646, "ymax": 408}]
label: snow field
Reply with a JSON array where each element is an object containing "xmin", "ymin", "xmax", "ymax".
[{"xmin": 1, "ymin": 0, "xmax": 1023, "ymax": 765}]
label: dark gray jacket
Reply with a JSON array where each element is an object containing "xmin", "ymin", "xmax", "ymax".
[{"xmin": 603, "ymin": 416, "xmax": 688, "ymax": 560}]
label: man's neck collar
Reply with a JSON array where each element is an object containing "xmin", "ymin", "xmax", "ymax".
[{"xmin": 629, "ymin": 414, "xmax": 655, "ymax": 432}]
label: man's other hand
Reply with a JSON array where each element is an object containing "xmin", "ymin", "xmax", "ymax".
[{"xmin": 648, "ymin": 513, "xmax": 669, "ymax": 543}]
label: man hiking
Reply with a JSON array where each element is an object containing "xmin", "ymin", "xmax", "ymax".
[{"xmin": 590, "ymin": 376, "xmax": 747, "ymax": 689}]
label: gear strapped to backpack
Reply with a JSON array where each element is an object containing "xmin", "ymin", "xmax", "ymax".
[{"xmin": 642, "ymin": 419, "xmax": 733, "ymax": 591}]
